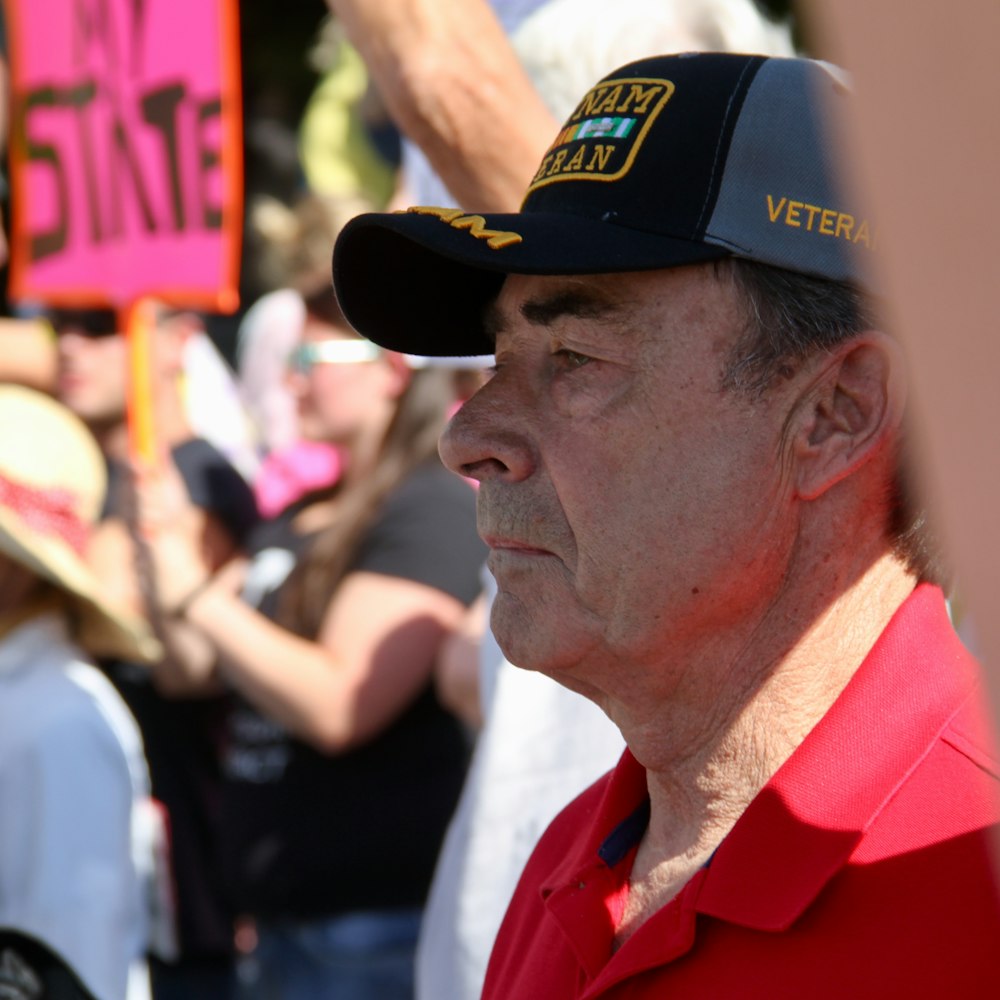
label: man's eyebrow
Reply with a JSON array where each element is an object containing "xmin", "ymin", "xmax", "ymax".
[
  {"xmin": 482, "ymin": 287, "xmax": 619, "ymax": 345},
  {"xmin": 521, "ymin": 288, "xmax": 619, "ymax": 327}
]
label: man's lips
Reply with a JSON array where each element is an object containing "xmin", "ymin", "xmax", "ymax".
[{"xmin": 481, "ymin": 534, "xmax": 554, "ymax": 556}]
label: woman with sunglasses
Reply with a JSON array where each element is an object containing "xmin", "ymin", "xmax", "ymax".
[{"xmin": 133, "ymin": 285, "xmax": 486, "ymax": 1000}]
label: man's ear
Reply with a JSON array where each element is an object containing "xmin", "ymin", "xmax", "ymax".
[{"xmin": 791, "ymin": 331, "xmax": 907, "ymax": 501}]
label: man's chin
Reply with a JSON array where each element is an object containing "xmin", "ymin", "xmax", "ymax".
[{"xmin": 492, "ymin": 610, "xmax": 582, "ymax": 681}]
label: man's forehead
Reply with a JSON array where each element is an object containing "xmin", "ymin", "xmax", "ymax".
[
  {"xmin": 486, "ymin": 275, "xmax": 615, "ymax": 329},
  {"xmin": 482, "ymin": 266, "xmax": 733, "ymax": 345}
]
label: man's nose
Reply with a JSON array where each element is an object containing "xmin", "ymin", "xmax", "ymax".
[{"xmin": 439, "ymin": 376, "xmax": 535, "ymax": 485}]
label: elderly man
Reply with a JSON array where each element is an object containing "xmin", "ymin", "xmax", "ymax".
[{"xmin": 331, "ymin": 53, "xmax": 1000, "ymax": 997}]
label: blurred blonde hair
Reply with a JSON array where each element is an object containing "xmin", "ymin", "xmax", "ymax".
[{"xmin": 248, "ymin": 190, "xmax": 373, "ymax": 297}]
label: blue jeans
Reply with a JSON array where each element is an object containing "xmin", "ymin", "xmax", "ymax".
[{"xmin": 236, "ymin": 907, "xmax": 422, "ymax": 1000}]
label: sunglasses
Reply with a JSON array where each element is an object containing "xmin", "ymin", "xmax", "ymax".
[
  {"xmin": 49, "ymin": 308, "xmax": 121, "ymax": 338},
  {"xmin": 289, "ymin": 340, "xmax": 382, "ymax": 374}
]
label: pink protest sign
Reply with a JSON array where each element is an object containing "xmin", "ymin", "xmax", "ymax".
[{"xmin": 4, "ymin": 0, "xmax": 243, "ymax": 311}]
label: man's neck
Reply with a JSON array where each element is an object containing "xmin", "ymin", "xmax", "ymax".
[{"xmin": 614, "ymin": 553, "xmax": 917, "ymax": 945}]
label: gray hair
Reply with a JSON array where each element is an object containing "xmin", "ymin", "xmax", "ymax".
[
  {"xmin": 720, "ymin": 258, "xmax": 949, "ymax": 589},
  {"xmin": 720, "ymin": 259, "xmax": 879, "ymax": 398}
]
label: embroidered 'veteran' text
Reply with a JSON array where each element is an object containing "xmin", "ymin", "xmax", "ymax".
[{"xmin": 766, "ymin": 195, "xmax": 878, "ymax": 249}]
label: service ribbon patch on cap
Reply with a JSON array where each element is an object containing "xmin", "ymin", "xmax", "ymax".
[{"xmin": 528, "ymin": 77, "xmax": 675, "ymax": 192}]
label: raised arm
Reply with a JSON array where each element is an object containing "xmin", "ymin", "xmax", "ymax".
[
  {"xmin": 179, "ymin": 568, "xmax": 466, "ymax": 752},
  {"xmin": 135, "ymin": 456, "xmax": 473, "ymax": 751},
  {"xmin": 326, "ymin": 0, "xmax": 556, "ymax": 211}
]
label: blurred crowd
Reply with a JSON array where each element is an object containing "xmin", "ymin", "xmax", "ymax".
[{"xmin": 0, "ymin": 2, "xmax": 798, "ymax": 999}]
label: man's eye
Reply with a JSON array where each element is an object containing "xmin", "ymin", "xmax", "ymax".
[{"xmin": 554, "ymin": 348, "xmax": 593, "ymax": 368}]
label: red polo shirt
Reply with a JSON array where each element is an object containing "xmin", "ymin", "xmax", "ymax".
[{"xmin": 482, "ymin": 585, "xmax": 1000, "ymax": 998}]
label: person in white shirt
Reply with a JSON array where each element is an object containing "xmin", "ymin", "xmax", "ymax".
[{"xmin": 0, "ymin": 385, "xmax": 165, "ymax": 1000}]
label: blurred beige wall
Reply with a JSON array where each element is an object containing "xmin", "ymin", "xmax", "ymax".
[{"xmin": 802, "ymin": 2, "xmax": 1000, "ymax": 741}]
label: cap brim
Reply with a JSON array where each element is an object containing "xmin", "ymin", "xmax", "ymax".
[{"xmin": 332, "ymin": 210, "xmax": 729, "ymax": 356}]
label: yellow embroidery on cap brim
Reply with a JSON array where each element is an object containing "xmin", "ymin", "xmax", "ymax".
[{"xmin": 404, "ymin": 206, "xmax": 523, "ymax": 250}]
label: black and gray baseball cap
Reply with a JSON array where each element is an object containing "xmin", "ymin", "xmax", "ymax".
[{"xmin": 332, "ymin": 52, "xmax": 876, "ymax": 356}]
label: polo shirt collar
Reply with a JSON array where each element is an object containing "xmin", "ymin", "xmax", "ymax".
[
  {"xmin": 698, "ymin": 583, "xmax": 979, "ymax": 929},
  {"xmin": 540, "ymin": 584, "xmax": 979, "ymax": 964}
]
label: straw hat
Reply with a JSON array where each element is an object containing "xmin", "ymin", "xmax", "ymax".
[{"xmin": 0, "ymin": 385, "xmax": 160, "ymax": 663}]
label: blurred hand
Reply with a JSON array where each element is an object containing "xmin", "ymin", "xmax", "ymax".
[{"xmin": 127, "ymin": 455, "xmax": 213, "ymax": 616}]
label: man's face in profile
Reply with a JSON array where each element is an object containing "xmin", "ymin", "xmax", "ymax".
[{"xmin": 440, "ymin": 264, "xmax": 803, "ymax": 702}]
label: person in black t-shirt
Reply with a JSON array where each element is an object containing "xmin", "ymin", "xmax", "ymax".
[{"xmin": 132, "ymin": 286, "xmax": 486, "ymax": 1000}]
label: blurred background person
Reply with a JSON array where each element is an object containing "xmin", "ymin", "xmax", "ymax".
[
  {"xmin": 236, "ymin": 190, "xmax": 375, "ymax": 518},
  {"xmin": 237, "ymin": 288, "xmax": 341, "ymax": 517},
  {"xmin": 53, "ymin": 305, "xmax": 259, "ymax": 499},
  {"xmin": 235, "ymin": 287, "xmax": 344, "ymax": 519},
  {"xmin": 131, "ymin": 280, "xmax": 486, "ymax": 1000},
  {"xmin": 51, "ymin": 305, "xmax": 259, "ymax": 1000},
  {"xmin": 0, "ymin": 385, "xmax": 162, "ymax": 1000}
]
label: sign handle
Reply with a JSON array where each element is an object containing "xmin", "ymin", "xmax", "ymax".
[{"xmin": 123, "ymin": 298, "xmax": 159, "ymax": 468}]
